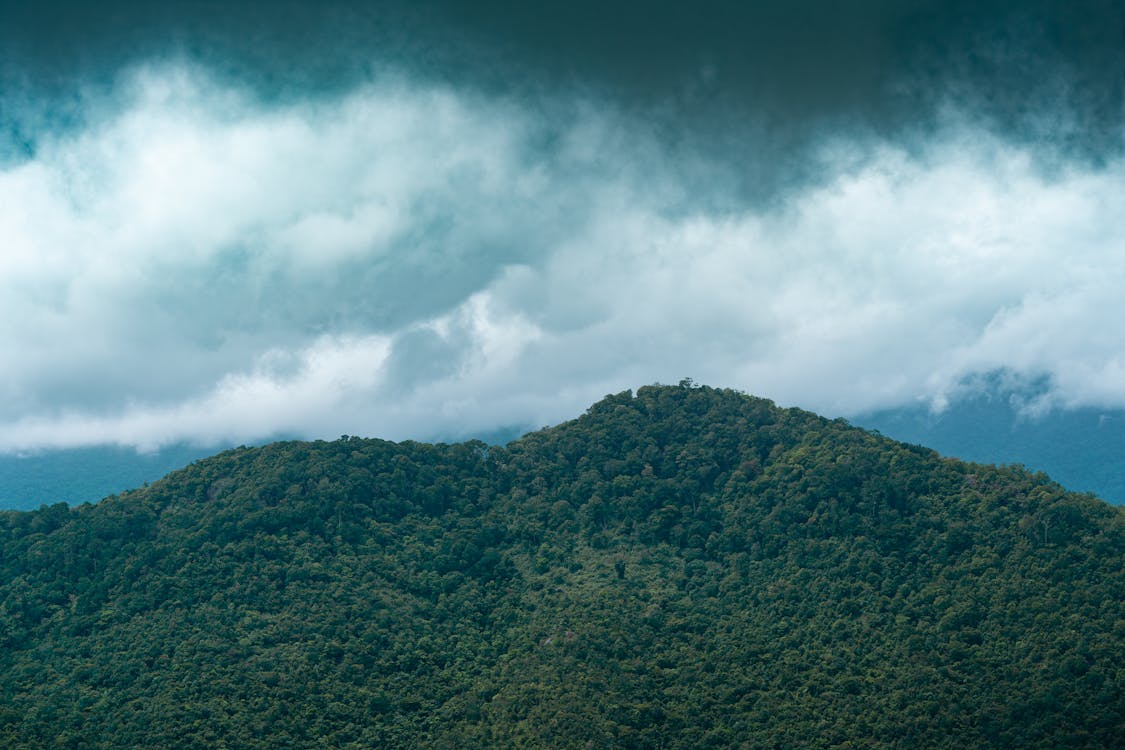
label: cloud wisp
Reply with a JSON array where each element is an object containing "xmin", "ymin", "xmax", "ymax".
[{"xmin": 2, "ymin": 62, "xmax": 1124, "ymax": 451}]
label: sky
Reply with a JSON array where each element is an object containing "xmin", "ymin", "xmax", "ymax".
[{"xmin": 2, "ymin": 0, "xmax": 1125, "ymax": 453}]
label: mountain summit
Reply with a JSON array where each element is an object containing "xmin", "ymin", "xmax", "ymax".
[{"xmin": 1, "ymin": 384, "xmax": 1121, "ymax": 747}]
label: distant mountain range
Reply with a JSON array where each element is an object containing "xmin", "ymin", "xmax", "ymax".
[
  {"xmin": 1, "ymin": 385, "xmax": 1121, "ymax": 747},
  {"xmin": 0, "ymin": 444, "xmax": 223, "ymax": 511},
  {"xmin": 855, "ymin": 393, "xmax": 1125, "ymax": 505}
]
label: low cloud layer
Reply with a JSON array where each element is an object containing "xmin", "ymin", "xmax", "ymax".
[{"xmin": 1, "ymin": 61, "xmax": 1124, "ymax": 451}]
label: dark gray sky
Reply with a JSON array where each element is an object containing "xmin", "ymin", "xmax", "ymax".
[
  {"xmin": 6, "ymin": 2, "xmax": 1123, "ymax": 140},
  {"xmin": 2, "ymin": 0, "xmax": 1124, "ymax": 450}
]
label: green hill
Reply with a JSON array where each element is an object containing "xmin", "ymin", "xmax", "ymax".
[{"xmin": 1, "ymin": 384, "xmax": 1122, "ymax": 748}]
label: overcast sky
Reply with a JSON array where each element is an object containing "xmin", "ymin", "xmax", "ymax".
[{"xmin": 1, "ymin": 1, "xmax": 1124, "ymax": 452}]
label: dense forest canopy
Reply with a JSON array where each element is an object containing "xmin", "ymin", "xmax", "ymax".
[{"xmin": 1, "ymin": 384, "xmax": 1122, "ymax": 748}]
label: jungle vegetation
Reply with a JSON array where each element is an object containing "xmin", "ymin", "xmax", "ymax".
[{"xmin": 0, "ymin": 384, "xmax": 1121, "ymax": 748}]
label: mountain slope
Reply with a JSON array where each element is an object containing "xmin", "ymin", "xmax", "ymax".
[{"xmin": 1, "ymin": 384, "xmax": 1122, "ymax": 748}]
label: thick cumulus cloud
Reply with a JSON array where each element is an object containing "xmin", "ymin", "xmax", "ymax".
[{"xmin": 1, "ymin": 60, "xmax": 1125, "ymax": 451}]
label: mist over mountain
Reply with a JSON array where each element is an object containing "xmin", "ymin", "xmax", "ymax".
[{"xmin": 2, "ymin": 385, "xmax": 1121, "ymax": 747}]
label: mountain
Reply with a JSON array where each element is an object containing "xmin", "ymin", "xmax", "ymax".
[{"xmin": 0, "ymin": 384, "xmax": 1121, "ymax": 748}]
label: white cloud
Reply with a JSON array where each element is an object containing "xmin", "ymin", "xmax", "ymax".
[
  {"xmin": 2, "ymin": 62, "xmax": 1125, "ymax": 451},
  {"xmin": 0, "ymin": 334, "xmax": 392, "ymax": 452}
]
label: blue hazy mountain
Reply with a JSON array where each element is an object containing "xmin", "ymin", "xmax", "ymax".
[
  {"xmin": 0, "ymin": 444, "xmax": 224, "ymax": 511},
  {"xmin": 855, "ymin": 396, "xmax": 1125, "ymax": 505}
]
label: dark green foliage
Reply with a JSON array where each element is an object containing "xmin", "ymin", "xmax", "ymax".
[{"xmin": 0, "ymin": 385, "xmax": 1122, "ymax": 748}]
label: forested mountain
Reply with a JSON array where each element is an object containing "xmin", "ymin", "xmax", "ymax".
[{"xmin": 1, "ymin": 384, "xmax": 1122, "ymax": 748}]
